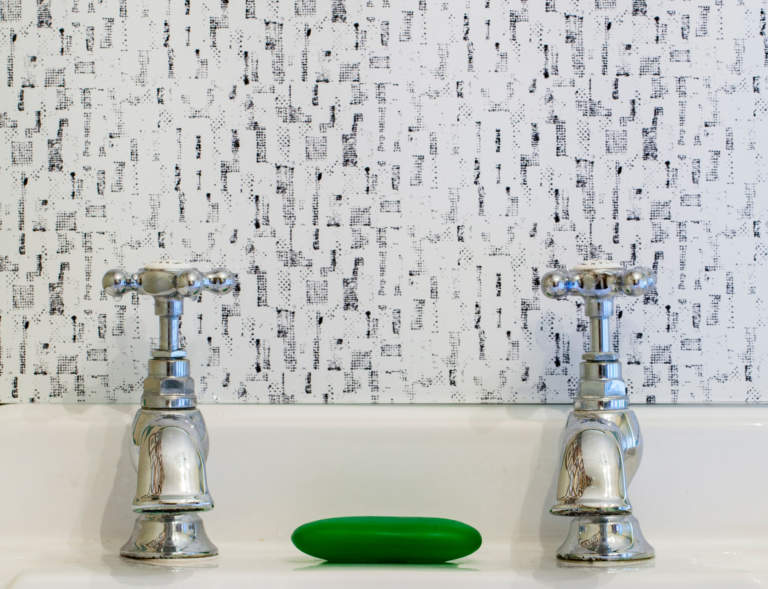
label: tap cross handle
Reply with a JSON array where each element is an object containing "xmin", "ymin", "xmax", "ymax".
[
  {"xmin": 103, "ymin": 266, "xmax": 236, "ymax": 300},
  {"xmin": 541, "ymin": 265, "xmax": 655, "ymax": 301}
]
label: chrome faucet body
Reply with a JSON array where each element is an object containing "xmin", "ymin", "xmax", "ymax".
[
  {"xmin": 103, "ymin": 263, "xmax": 235, "ymax": 559},
  {"xmin": 541, "ymin": 264, "xmax": 655, "ymax": 561}
]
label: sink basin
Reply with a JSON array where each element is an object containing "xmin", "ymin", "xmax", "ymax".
[
  {"xmin": 7, "ymin": 541, "xmax": 768, "ymax": 588},
  {"xmin": 1, "ymin": 404, "xmax": 767, "ymax": 586},
  {"xmin": 9, "ymin": 542, "xmax": 768, "ymax": 589}
]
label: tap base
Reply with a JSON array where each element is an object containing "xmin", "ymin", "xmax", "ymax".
[
  {"xmin": 120, "ymin": 512, "xmax": 218, "ymax": 559},
  {"xmin": 556, "ymin": 515, "xmax": 654, "ymax": 562}
]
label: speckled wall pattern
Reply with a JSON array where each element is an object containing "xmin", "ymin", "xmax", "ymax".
[{"xmin": 0, "ymin": 0, "xmax": 766, "ymax": 403}]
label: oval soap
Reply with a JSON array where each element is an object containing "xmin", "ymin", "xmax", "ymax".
[{"xmin": 291, "ymin": 516, "xmax": 482, "ymax": 564}]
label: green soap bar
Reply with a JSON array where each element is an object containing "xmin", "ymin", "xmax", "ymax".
[{"xmin": 291, "ymin": 516, "xmax": 482, "ymax": 564}]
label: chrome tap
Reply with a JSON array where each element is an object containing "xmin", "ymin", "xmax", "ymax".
[
  {"xmin": 541, "ymin": 263, "xmax": 655, "ymax": 561},
  {"xmin": 103, "ymin": 263, "xmax": 236, "ymax": 559}
]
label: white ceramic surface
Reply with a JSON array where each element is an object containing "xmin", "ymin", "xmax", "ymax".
[{"xmin": 1, "ymin": 404, "xmax": 766, "ymax": 586}]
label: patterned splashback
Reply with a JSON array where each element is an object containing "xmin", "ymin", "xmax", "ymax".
[{"xmin": 0, "ymin": 1, "xmax": 765, "ymax": 403}]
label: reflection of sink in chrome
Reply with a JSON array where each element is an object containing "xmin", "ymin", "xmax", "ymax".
[{"xmin": 2, "ymin": 404, "xmax": 768, "ymax": 587}]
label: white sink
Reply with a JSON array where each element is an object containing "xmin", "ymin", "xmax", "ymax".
[
  {"xmin": 1, "ymin": 404, "xmax": 767, "ymax": 586},
  {"xmin": 8, "ymin": 542, "xmax": 768, "ymax": 588}
]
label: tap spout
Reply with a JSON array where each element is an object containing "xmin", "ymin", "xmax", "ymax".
[
  {"xmin": 120, "ymin": 407, "xmax": 217, "ymax": 559},
  {"xmin": 131, "ymin": 409, "xmax": 212, "ymax": 512},
  {"xmin": 551, "ymin": 410, "xmax": 641, "ymax": 516}
]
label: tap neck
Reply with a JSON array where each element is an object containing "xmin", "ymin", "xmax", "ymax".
[
  {"xmin": 143, "ymin": 296, "xmax": 197, "ymax": 410},
  {"xmin": 153, "ymin": 297, "xmax": 186, "ymax": 359},
  {"xmin": 584, "ymin": 298, "xmax": 616, "ymax": 359},
  {"xmin": 577, "ymin": 296, "xmax": 628, "ymax": 411}
]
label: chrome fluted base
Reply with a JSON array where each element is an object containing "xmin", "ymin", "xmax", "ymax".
[
  {"xmin": 120, "ymin": 513, "xmax": 218, "ymax": 559},
  {"xmin": 556, "ymin": 515, "xmax": 654, "ymax": 562}
]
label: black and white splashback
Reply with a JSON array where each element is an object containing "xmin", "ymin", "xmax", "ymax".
[{"xmin": 0, "ymin": 1, "xmax": 765, "ymax": 403}]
